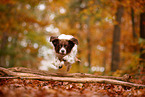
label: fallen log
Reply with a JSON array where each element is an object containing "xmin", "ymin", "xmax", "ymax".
[
  {"xmin": 7, "ymin": 67, "xmax": 130, "ymax": 81},
  {"xmin": 0, "ymin": 67, "xmax": 145, "ymax": 88}
]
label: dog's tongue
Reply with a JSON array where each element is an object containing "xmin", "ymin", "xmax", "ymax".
[{"xmin": 61, "ymin": 53, "xmax": 65, "ymax": 55}]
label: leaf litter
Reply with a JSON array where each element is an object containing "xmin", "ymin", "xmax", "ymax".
[{"xmin": 0, "ymin": 79, "xmax": 145, "ymax": 97}]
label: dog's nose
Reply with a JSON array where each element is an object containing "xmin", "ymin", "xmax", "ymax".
[
  {"xmin": 61, "ymin": 50, "xmax": 65, "ymax": 53},
  {"xmin": 59, "ymin": 47, "xmax": 66, "ymax": 54}
]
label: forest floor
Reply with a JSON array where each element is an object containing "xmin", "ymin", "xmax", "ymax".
[
  {"xmin": 0, "ymin": 78, "xmax": 145, "ymax": 97},
  {"xmin": 0, "ymin": 67, "xmax": 145, "ymax": 97}
]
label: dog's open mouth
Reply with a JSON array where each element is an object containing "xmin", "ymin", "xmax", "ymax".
[
  {"xmin": 60, "ymin": 52, "xmax": 66, "ymax": 55},
  {"xmin": 57, "ymin": 52, "xmax": 66, "ymax": 56}
]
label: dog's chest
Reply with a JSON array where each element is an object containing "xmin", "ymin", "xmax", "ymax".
[{"xmin": 56, "ymin": 53, "xmax": 65, "ymax": 61}]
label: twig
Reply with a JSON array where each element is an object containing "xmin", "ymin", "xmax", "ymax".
[
  {"xmin": 0, "ymin": 67, "xmax": 145, "ymax": 88},
  {"xmin": 7, "ymin": 67, "xmax": 130, "ymax": 81}
]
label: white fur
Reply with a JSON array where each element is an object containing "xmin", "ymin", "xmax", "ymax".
[
  {"xmin": 53, "ymin": 56, "xmax": 64, "ymax": 67},
  {"xmin": 63, "ymin": 44, "xmax": 77, "ymax": 64},
  {"xmin": 58, "ymin": 34, "xmax": 74, "ymax": 40}
]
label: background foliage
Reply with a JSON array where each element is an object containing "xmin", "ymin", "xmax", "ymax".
[{"xmin": 0, "ymin": 0, "xmax": 145, "ymax": 77}]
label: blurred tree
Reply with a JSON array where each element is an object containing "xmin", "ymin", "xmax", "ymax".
[
  {"xmin": 139, "ymin": 12, "xmax": 145, "ymax": 72},
  {"xmin": 0, "ymin": 0, "xmax": 48, "ymax": 68},
  {"xmin": 0, "ymin": 32, "xmax": 8, "ymax": 67},
  {"xmin": 86, "ymin": 16, "xmax": 91, "ymax": 73},
  {"xmin": 111, "ymin": 2, "xmax": 124, "ymax": 72},
  {"xmin": 131, "ymin": 8, "xmax": 137, "ymax": 39}
]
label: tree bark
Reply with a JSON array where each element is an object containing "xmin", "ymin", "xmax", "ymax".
[
  {"xmin": 111, "ymin": 4, "xmax": 124, "ymax": 72},
  {"xmin": 0, "ymin": 32, "xmax": 8, "ymax": 67},
  {"xmin": 131, "ymin": 8, "xmax": 137, "ymax": 39},
  {"xmin": 7, "ymin": 67, "xmax": 131, "ymax": 81},
  {"xmin": 102, "ymin": 31, "xmax": 107, "ymax": 75},
  {"xmin": 140, "ymin": 12, "xmax": 145, "ymax": 73},
  {"xmin": 86, "ymin": 16, "xmax": 91, "ymax": 73}
]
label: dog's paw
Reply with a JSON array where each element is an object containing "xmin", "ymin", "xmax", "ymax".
[
  {"xmin": 62, "ymin": 59, "xmax": 66, "ymax": 62},
  {"xmin": 59, "ymin": 65, "xmax": 63, "ymax": 69},
  {"xmin": 75, "ymin": 57, "xmax": 81, "ymax": 62},
  {"xmin": 66, "ymin": 63, "xmax": 71, "ymax": 72}
]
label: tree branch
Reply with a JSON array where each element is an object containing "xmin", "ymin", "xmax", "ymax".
[
  {"xmin": 0, "ymin": 67, "xmax": 145, "ymax": 88},
  {"xmin": 7, "ymin": 67, "xmax": 130, "ymax": 81}
]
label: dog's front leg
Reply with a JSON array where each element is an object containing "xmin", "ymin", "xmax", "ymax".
[
  {"xmin": 66, "ymin": 63, "xmax": 71, "ymax": 72},
  {"xmin": 58, "ymin": 61, "xmax": 64, "ymax": 69},
  {"xmin": 75, "ymin": 57, "xmax": 81, "ymax": 62},
  {"xmin": 64, "ymin": 61, "xmax": 71, "ymax": 72},
  {"xmin": 54, "ymin": 57, "xmax": 64, "ymax": 69}
]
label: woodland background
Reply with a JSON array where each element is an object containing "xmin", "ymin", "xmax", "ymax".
[{"xmin": 0, "ymin": 0, "xmax": 145, "ymax": 77}]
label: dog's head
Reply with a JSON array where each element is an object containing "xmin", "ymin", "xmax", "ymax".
[{"xmin": 50, "ymin": 34, "xmax": 78, "ymax": 55}]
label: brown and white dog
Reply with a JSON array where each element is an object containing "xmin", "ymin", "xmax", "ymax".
[{"xmin": 50, "ymin": 34, "xmax": 79, "ymax": 71}]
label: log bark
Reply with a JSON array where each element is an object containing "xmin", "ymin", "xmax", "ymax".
[
  {"xmin": 0, "ymin": 67, "xmax": 145, "ymax": 88},
  {"xmin": 7, "ymin": 67, "xmax": 131, "ymax": 81}
]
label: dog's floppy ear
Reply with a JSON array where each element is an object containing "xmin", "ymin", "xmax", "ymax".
[
  {"xmin": 50, "ymin": 36, "xmax": 59, "ymax": 47},
  {"xmin": 50, "ymin": 36, "xmax": 58, "ymax": 42},
  {"xmin": 70, "ymin": 38, "xmax": 78, "ymax": 45}
]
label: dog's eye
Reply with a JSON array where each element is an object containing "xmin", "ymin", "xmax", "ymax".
[
  {"xmin": 64, "ymin": 45, "xmax": 67, "ymax": 47},
  {"xmin": 59, "ymin": 45, "xmax": 62, "ymax": 48}
]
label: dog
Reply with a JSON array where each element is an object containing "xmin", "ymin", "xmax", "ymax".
[{"xmin": 50, "ymin": 34, "xmax": 79, "ymax": 71}]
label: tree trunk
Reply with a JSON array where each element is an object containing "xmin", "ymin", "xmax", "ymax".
[
  {"xmin": 102, "ymin": 31, "xmax": 107, "ymax": 75},
  {"xmin": 111, "ymin": 4, "xmax": 124, "ymax": 72},
  {"xmin": 0, "ymin": 32, "xmax": 8, "ymax": 67},
  {"xmin": 131, "ymin": 8, "xmax": 137, "ymax": 39},
  {"xmin": 86, "ymin": 16, "xmax": 91, "ymax": 73},
  {"xmin": 77, "ymin": 22, "xmax": 82, "ymax": 73},
  {"xmin": 139, "ymin": 12, "xmax": 145, "ymax": 73}
]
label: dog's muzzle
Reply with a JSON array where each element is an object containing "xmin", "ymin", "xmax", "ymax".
[{"xmin": 59, "ymin": 47, "xmax": 66, "ymax": 55}]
